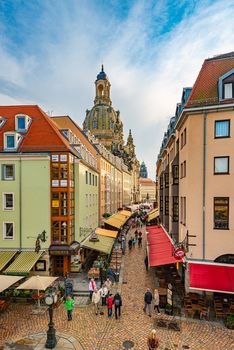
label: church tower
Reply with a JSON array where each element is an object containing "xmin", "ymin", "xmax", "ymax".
[
  {"xmin": 140, "ymin": 161, "xmax": 148, "ymax": 178},
  {"xmin": 83, "ymin": 66, "xmax": 124, "ymax": 151}
]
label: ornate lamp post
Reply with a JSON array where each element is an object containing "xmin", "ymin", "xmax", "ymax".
[{"xmin": 45, "ymin": 288, "xmax": 57, "ymax": 349}]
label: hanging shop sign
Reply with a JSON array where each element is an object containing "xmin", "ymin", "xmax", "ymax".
[{"xmin": 174, "ymin": 247, "xmax": 185, "ymax": 260}]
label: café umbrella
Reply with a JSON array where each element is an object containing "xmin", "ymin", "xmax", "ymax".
[{"xmin": 17, "ymin": 275, "xmax": 58, "ymax": 307}]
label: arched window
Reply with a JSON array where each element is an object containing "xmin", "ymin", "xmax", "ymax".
[
  {"xmin": 109, "ymin": 120, "xmax": 113, "ymax": 129},
  {"xmin": 98, "ymin": 84, "xmax": 104, "ymax": 96},
  {"xmin": 93, "ymin": 119, "xmax": 97, "ymax": 129}
]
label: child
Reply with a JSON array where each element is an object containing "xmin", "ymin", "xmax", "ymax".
[
  {"xmin": 107, "ymin": 293, "xmax": 113, "ymax": 317},
  {"xmin": 65, "ymin": 295, "xmax": 75, "ymax": 321}
]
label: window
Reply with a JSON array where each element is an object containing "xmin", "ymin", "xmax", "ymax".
[
  {"xmin": 165, "ymin": 196, "xmax": 169, "ymax": 215},
  {"xmin": 2, "ymin": 164, "xmax": 15, "ymax": 180},
  {"xmin": 89, "ymin": 172, "xmax": 91, "ymax": 185},
  {"xmin": 214, "ymin": 197, "xmax": 229, "ymax": 229},
  {"xmin": 176, "ymin": 139, "xmax": 179, "ymax": 154},
  {"xmin": 17, "ymin": 117, "xmax": 26, "ymax": 130},
  {"xmin": 180, "ymin": 163, "xmax": 183, "ymax": 178},
  {"xmin": 215, "ymin": 120, "xmax": 230, "ymax": 138},
  {"xmin": 6, "ymin": 134, "xmax": 15, "ymax": 148},
  {"xmin": 3, "ymin": 193, "xmax": 14, "ymax": 210},
  {"xmin": 184, "ymin": 161, "xmax": 186, "ymax": 177},
  {"xmin": 92, "ymin": 174, "xmax": 95, "ymax": 186},
  {"xmin": 85, "ymin": 171, "xmax": 88, "ymax": 184},
  {"xmin": 160, "ymin": 175, "xmax": 163, "ymax": 189},
  {"xmin": 172, "ymin": 165, "xmax": 179, "ymax": 185},
  {"xmin": 3, "ymin": 222, "xmax": 14, "ymax": 239},
  {"xmin": 15, "ymin": 114, "xmax": 31, "ymax": 131},
  {"xmin": 180, "ymin": 197, "xmax": 186, "ymax": 225},
  {"xmin": 214, "ymin": 157, "xmax": 229, "ymax": 174},
  {"xmin": 224, "ymin": 83, "xmax": 233, "ymax": 99},
  {"xmin": 95, "ymin": 176, "xmax": 97, "ymax": 186},
  {"xmin": 184, "ymin": 128, "xmax": 187, "ymax": 146},
  {"xmin": 173, "ymin": 196, "xmax": 179, "ymax": 222},
  {"xmin": 164, "ymin": 173, "xmax": 169, "ymax": 188},
  {"xmin": 90, "ymin": 194, "xmax": 92, "ymax": 207}
]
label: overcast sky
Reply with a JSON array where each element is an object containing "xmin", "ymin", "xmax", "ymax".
[{"xmin": 0, "ymin": 0, "xmax": 234, "ymax": 178}]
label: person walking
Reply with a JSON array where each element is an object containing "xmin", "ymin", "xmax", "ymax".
[
  {"xmin": 138, "ymin": 235, "xmax": 142, "ymax": 248},
  {"xmin": 153, "ymin": 289, "xmax": 160, "ymax": 314},
  {"xmin": 132, "ymin": 237, "xmax": 136, "ymax": 248},
  {"xmin": 147, "ymin": 329, "xmax": 160, "ymax": 349},
  {"xmin": 113, "ymin": 292, "xmax": 122, "ymax": 319},
  {"xmin": 105, "ymin": 277, "xmax": 112, "ymax": 294},
  {"xmin": 121, "ymin": 236, "xmax": 126, "ymax": 255},
  {"xmin": 134, "ymin": 229, "xmax": 138, "ymax": 241},
  {"xmin": 143, "ymin": 288, "xmax": 153, "ymax": 317},
  {"xmin": 144, "ymin": 255, "xmax": 149, "ymax": 271},
  {"xmin": 92, "ymin": 288, "xmax": 101, "ymax": 315},
  {"xmin": 100, "ymin": 284, "xmax": 108, "ymax": 306},
  {"xmin": 89, "ymin": 278, "xmax": 96, "ymax": 300},
  {"xmin": 128, "ymin": 238, "xmax": 132, "ymax": 251},
  {"xmin": 107, "ymin": 293, "xmax": 113, "ymax": 318},
  {"xmin": 65, "ymin": 295, "xmax": 75, "ymax": 321}
]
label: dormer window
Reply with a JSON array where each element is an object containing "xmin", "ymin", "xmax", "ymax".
[
  {"xmin": 4, "ymin": 132, "xmax": 22, "ymax": 151},
  {"xmin": 15, "ymin": 114, "xmax": 31, "ymax": 132},
  {"xmin": 218, "ymin": 69, "xmax": 234, "ymax": 101},
  {"xmin": 0, "ymin": 117, "xmax": 6, "ymax": 129}
]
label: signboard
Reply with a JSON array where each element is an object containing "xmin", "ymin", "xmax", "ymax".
[
  {"xmin": 174, "ymin": 247, "xmax": 185, "ymax": 260},
  {"xmin": 52, "ymin": 155, "xmax": 59, "ymax": 162},
  {"xmin": 60, "ymin": 154, "xmax": 67, "ymax": 162}
]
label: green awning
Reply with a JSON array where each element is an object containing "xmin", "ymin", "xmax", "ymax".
[
  {"xmin": 4, "ymin": 251, "xmax": 43, "ymax": 276},
  {"xmin": 81, "ymin": 234, "xmax": 115, "ymax": 255},
  {"xmin": 0, "ymin": 251, "xmax": 17, "ymax": 271}
]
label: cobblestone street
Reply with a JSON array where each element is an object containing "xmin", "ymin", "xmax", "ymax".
[{"xmin": 1, "ymin": 228, "xmax": 234, "ymax": 350}]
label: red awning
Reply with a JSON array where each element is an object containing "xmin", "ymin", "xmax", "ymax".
[
  {"xmin": 147, "ymin": 225, "xmax": 182, "ymax": 267},
  {"xmin": 189, "ymin": 262, "xmax": 234, "ymax": 294}
]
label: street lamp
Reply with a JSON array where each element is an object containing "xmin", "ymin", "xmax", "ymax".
[{"xmin": 45, "ymin": 288, "xmax": 58, "ymax": 349}]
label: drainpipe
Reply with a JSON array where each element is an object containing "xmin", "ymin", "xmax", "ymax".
[
  {"xmin": 19, "ymin": 155, "xmax": 22, "ymax": 251},
  {"xmin": 202, "ymin": 112, "xmax": 207, "ymax": 259}
]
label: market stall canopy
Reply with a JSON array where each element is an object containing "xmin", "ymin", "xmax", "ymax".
[
  {"xmin": 147, "ymin": 208, "xmax": 159, "ymax": 222},
  {"xmin": 95, "ymin": 228, "xmax": 118, "ymax": 238},
  {"xmin": 4, "ymin": 251, "xmax": 43, "ymax": 275},
  {"xmin": 189, "ymin": 261, "xmax": 234, "ymax": 294},
  {"xmin": 119, "ymin": 210, "xmax": 132, "ymax": 217},
  {"xmin": 17, "ymin": 276, "xmax": 58, "ymax": 291},
  {"xmin": 104, "ymin": 212, "xmax": 130, "ymax": 229},
  {"xmin": 0, "ymin": 251, "xmax": 17, "ymax": 271},
  {"xmin": 0, "ymin": 275, "xmax": 24, "ymax": 293},
  {"xmin": 147, "ymin": 225, "xmax": 182, "ymax": 267},
  {"xmin": 82, "ymin": 234, "xmax": 115, "ymax": 255}
]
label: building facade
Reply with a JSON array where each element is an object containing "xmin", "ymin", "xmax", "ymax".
[
  {"xmin": 157, "ymin": 52, "xmax": 234, "ymax": 294},
  {"xmin": 139, "ymin": 177, "xmax": 156, "ymax": 203}
]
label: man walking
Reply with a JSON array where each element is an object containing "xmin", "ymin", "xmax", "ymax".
[
  {"xmin": 143, "ymin": 288, "xmax": 153, "ymax": 317},
  {"xmin": 113, "ymin": 292, "xmax": 122, "ymax": 319},
  {"xmin": 92, "ymin": 288, "xmax": 101, "ymax": 315},
  {"xmin": 65, "ymin": 295, "xmax": 75, "ymax": 321},
  {"xmin": 144, "ymin": 255, "xmax": 149, "ymax": 271}
]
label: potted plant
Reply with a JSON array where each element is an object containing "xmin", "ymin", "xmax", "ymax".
[
  {"xmin": 226, "ymin": 315, "xmax": 234, "ymax": 329},
  {"xmin": 165, "ymin": 303, "xmax": 173, "ymax": 315}
]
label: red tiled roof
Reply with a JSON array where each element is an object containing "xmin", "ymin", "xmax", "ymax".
[
  {"xmin": 186, "ymin": 52, "xmax": 234, "ymax": 107},
  {"xmin": 0, "ymin": 105, "xmax": 72, "ymax": 153},
  {"xmin": 139, "ymin": 177, "xmax": 156, "ymax": 185}
]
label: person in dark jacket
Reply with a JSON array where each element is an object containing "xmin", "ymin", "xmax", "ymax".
[
  {"xmin": 128, "ymin": 238, "xmax": 132, "ymax": 251},
  {"xmin": 143, "ymin": 288, "xmax": 153, "ymax": 317},
  {"xmin": 144, "ymin": 255, "xmax": 149, "ymax": 271},
  {"xmin": 113, "ymin": 292, "xmax": 122, "ymax": 319}
]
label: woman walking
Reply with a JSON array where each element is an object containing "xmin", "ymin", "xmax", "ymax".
[
  {"xmin": 107, "ymin": 293, "xmax": 113, "ymax": 317},
  {"xmin": 147, "ymin": 329, "xmax": 160, "ymax": 349},
  {"xmin": 153, "ymin": 289, "xmax": 160, "ymax": 314}
]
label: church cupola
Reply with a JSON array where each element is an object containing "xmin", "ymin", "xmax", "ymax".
[{"xmin": 94, "ymin": 65, "xmax": 111, "ymax": 106}]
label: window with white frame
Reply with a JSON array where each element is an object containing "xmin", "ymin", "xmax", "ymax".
[
  {"xmin": 3, "ymin": 193, "xmax": 14, "ymax": 210},
  {"xmin": 15, "ymin": 114, "xmax": 31, "ymax": 131},
  {"xmin": 4, "ymin": 132, "xmax": 22, "ymax": 150},
  {"xmin": 3, "ymin": 222, "xmax": 14, "ymax": 239},
  {"xmin": 214, "ymin": 156, "xmax": 229, "ymax": 174},
  {"xmin": 224, "ymin": 83, "xmax": 233, "ymax": 99},
  {"xmin": 2, "ymin": 164, "xmax": 15, "ymax": 180}
]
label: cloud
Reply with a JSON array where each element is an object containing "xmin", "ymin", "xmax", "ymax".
[{"xmin": 0, "ymin": 0, "xmax": 234, "ymax": 177}]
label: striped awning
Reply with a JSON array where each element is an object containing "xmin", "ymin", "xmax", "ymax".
[
  {"xmin": 0, "ymin": 251, "xmax": 17, "ymax": 271},
  {"xmin": 4, "ymin": 251, "xmax": 43, "ymax": 275}
]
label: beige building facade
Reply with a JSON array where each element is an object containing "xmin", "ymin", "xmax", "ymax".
[
  {"xmin": 157, "ymin": 53, "xmax": 234, "ymax": 294},
  {"xmin": 139, "ymin": 177, "xmax": 156, "ymax": 203}
]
